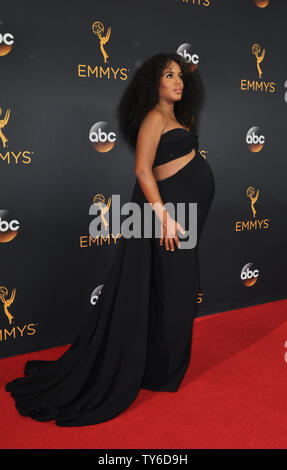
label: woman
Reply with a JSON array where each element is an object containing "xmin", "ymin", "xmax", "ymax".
[{"xmin": 5, "ymin": 52, "xmax": 215, "ymax": 426}]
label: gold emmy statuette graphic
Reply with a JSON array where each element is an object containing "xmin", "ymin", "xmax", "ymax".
[
  {"xmin": 246, "ymin": 186, "xmax": 260, "ymax": 218},
  {"xmin": 252, "ymin": 43, "xmax": 265, "ymax": 79},
  {"xmin": 0, "ymin": 285, "xmax": 16, "ymax": 325},
  {"xmin": 92, "ymin": 21, "xmax": 111, "ymax": 64},
  {"xmin": 0, "ymin": 107, "xmax": 10, "ymax": 148},
  {"xmin": 94, "ymin": 194, "xmax": 112, "ymax": 231},
  {"xmin": 199, "ymin": 150, "xmax": 207, "ymax": 160}
]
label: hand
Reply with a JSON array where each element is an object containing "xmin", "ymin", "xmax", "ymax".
[{"xmin": 160, "ymin": 210, "xmax": 186, "ymax": 251}]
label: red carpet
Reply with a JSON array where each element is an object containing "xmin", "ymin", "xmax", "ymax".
[{"xmin": 1, "ymin": 299, "xmax": 287, "ymax": 449}]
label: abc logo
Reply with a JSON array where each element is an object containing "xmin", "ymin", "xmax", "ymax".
[
  {"xmin": 246, "ymin": 132, "xmax": 265, "ymax": 144},
  {"xmin": 241, "ymin": 263, "xmax": 259, "ymax": 287},
  {"xmin": 0, "ymin": 33, "xmax": 14, "ymax": 46},
  {"xmin": 241, "ymin": 267, "xmax": 259, "ymax": 280},
  {"xmin": 90, "ymin": 284, "xmax": 104, "ymax": 305},
  {"xmin": 89, "ymin": 128, "xmax": 116, "ymax": 143},
  {"xmin": 178, "ymin": 49, "xmax": 199, "ymax": 65},
  {"xmin": 0, "ymin": 217, "xmax": 19, "ymax": 232}
]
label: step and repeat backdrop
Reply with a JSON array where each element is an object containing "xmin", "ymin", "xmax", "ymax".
[{"xmin": 1, "ymin": 0, "xmax": 286, "ymax": 358}]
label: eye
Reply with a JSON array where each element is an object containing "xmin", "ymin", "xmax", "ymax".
[{"xmin": 166, "ymin": 73, "xmax": 184, "ymax": 79}]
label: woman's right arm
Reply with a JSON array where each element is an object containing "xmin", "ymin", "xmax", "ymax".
[{"xmin": 134, "ymin": 110, "xmax": 184, "ymax": 251}]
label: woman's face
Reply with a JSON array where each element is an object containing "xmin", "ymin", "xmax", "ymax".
[{"xmin": 158, "ymin": 60, "xmax": 184, "ymax": 102}]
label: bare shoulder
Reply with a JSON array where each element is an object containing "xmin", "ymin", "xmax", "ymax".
[
  {"xmin": 139, "ymin": 109, "xmax": 166, "ymax": 136},
  {"xmin": 135, "ymin": 109, "xmax": 166, "ymax": 170}
]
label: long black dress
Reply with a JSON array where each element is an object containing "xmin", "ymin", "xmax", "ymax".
[{"xmin": 5, "ymin": 127, "xmax": 215, "ymax": 426}]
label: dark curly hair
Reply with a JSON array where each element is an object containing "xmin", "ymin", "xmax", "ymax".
[{"xmin": 116, "ymin": 51, "xmax": 206, "ymax": 154}]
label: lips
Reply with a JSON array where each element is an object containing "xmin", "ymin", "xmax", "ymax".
[{"xmin": 173, "ymin": 88, "xmax": 182, "ymax": 92}]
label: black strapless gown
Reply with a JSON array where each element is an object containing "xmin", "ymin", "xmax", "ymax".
[{"xmin": 5, "ymin": 129, "xmax": 215, "ymax": 426}]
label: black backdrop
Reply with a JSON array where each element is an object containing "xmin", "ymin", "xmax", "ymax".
[{"xmin": 1, "ymin": 0, "xmax": 286, "ymax": 358}]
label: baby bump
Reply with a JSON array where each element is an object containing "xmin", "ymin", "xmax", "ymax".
[
  {"xmin": 157, "ymin": 151, "xmax": 215, "ymax": 204},
  {"xmin": 157, "ymin": 151, "xmax": 215, "ymax": 241},
  {"xmin": 130, "ymin": 153, "xmax": 215, "ymax": 241}
]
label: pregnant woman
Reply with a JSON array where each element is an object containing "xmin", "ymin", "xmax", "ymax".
[{"xmin": 6, "ymin": 52, "xmax": 215, "ymax": 427}]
